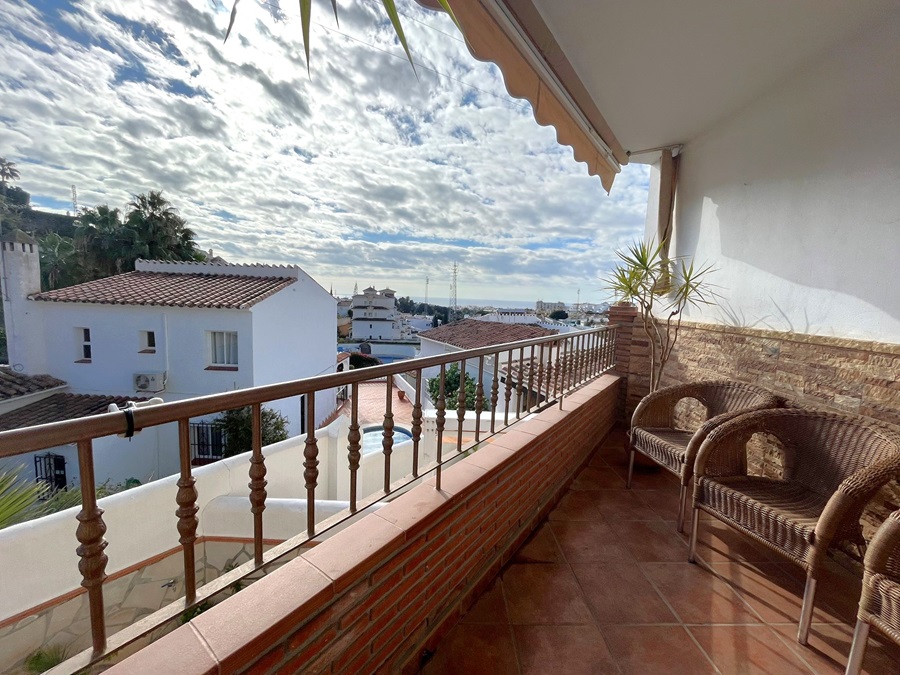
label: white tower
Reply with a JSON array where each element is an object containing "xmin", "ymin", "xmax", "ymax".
[{"xmin": 1, "ymin": 231, "xmax": 44, "ymax": 372}]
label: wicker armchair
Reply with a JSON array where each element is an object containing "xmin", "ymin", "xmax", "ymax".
[
  {"xmin": 845, "ymin": 509, "xmax": 900, "ymax": 674},
  {"xmin": 687, "ymin": 408, "xmax": 900, "ymax": 645},
  {"xmin": 628, "ymin": 380, "xmax": 781, "ymax": 531}
]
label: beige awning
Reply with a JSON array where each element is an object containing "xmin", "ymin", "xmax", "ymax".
[{"xmin": 417, "ymin": 0, "xmax": 627, "ymax": 193}]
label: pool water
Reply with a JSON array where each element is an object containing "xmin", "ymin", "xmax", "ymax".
[{"xmin": 361, "ymin": 426, "xmax": 413, "ymax": 455}]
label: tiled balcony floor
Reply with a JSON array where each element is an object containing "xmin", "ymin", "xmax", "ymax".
[{"xmin": 422, "ymin": 431, "xmax": 900, "ymax": 674}]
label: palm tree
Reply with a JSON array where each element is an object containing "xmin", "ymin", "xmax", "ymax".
[
  {"xmin": 39, "ymin": 232, "xmax": 80, "ymax": 290},
  {"xmin": 0, "ymin": 467, "xmax": 46, "ymax": 530},
  {"xmin": 75, "ymin": 204, "xmax": 128, "ymax": 277},
  {"xmin": 125, "ymin": 191, "xmax": 201, "ymax": 262},
  {"xmin": 0, "ymin": 158, "xmax": 20, "ymax": 187}
]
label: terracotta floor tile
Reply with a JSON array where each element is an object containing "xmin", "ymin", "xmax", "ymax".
[
  {"xmin": 592, "ymin": 489, "xmax": 663, "ymax": 521},
  {"xmin": 600, "ymin": 625, "xmax": 717, "ymax": 675},
  {"xmin": 571, "ymin": 562, "xmax": 677, "ymax": 625},
  {"xmin": 548, "ymin": 491, "xmax": 603, "ymax": 522},
  {"xmin": 642, "ymin": 562, "xmax": 763, "ymax": 625},
  {"xmin": 514, "ymin": 522, "xmax": 565, "ymax": 563},
  {"xmin": 770, "ymin": 622, "xmax": 900, "ymax": 675},
  {"xmin": 635, "ymin": 488, "xmax": 684, "ymax": 521},
  {"xmin": 710, "ymin": 561, "xmax": 845, "ymax": 625},
  {"xmin": 549, "ymin": 519, "xmax": 634, "ymax": 563},
  {"xmin": 502, "ymin": 563, "xmax": 593, "ymax": 625},
  {"xmin": 813, "ymin": 561, "xmax": 866, "ymax": 625},
  {"xmin": 513, "ymin": 624, "xmax": 618, "ymax": 675},
  {"xmin": 570, "ymin": 466, "xmax": 627, "ymax": 490},
  {"xmin": 461, "ymin": 579, "xmax": 509, "ymax": 625},
  {"xmin": 690, "ymin": 624, "xmax": 815, "ymax": 674},
  {"xmin": 423, "ymin": 622, "xmax": 519, "ymax": 675},
  {"xmin": 610, "ymin": 519, "xmax": 690, "ymax": 562},
  {"xmin": 689, "ymin": 518, "xmax": 781, "ymax": 564},
  {"xmin": 589, "ymin": 446, "xmax": 630, "ymax": 469},
  {"xmin": 612, "ymin": 463, "xmax": 681, "ymax": 490}
]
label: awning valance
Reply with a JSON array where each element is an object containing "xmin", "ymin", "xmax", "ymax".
[{"xmin": 418, "ymin": 0, "xmax": 627, "ymax": 193}]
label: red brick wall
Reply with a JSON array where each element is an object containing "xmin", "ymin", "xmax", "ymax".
[{"xmin": 109, "ymin": 375, "xmax": 619, "ymax": 675}]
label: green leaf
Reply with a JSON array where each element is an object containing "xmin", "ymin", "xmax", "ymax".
[
  {"xmin": 0, "ymin": 467, "xmax": 46, "ymax": 530},
  {"xmin": 224, "ymin": 0, "xmax": 240, "ymax": 43},
  {"xmin": 380, "ymin": 0, "xmax": 416, "ymax": 75},
  {"xmin": 300, "ymin": 0, "xmax": 312, "ymax": 74},
  {"xmin": 434, "ymin": 0, "xmax": 462, "ymax": 33}
]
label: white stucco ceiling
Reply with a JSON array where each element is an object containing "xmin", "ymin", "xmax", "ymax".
[{"xmin": 529, "ymin": 0, "xmax": 899, "ymax": 154}]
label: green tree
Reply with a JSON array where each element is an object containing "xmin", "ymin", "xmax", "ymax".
[
  {"xmin": 124, "ymin": 191, "xmax": 204, "ymax": 263},
  {"xmin": 215, "ymin": 406, "xmax": 290, "ymax": 458},
  {"xmin": 549, "ymin": 310, "xmax": 568, "ymax": 320},
  {"xmin": 427, "ymin": 363, "xmax": 488, "ymax": 411},
  {"xmin": 0, "ymin": 157, "xmax": 20, "ymax": 186},
  {"xmin": 74, "ymin": 204, "xmax": 128, "ymax": 277},
  {"xmin": 39, "ymin": 232, "xmax": 81, "ymax": 290},
  {"xmin": 349, "ymin": 352, "xmax": 382, "ymax": 369}
]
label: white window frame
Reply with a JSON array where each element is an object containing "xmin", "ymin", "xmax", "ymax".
[
  {"xmin": 139, "ymin": 330, "xmax": 156, "ymax": 354},
  {"xmin": 76, "ymin": 327, "xmax": 92, "ymax": 362},
  {"xmin": 208, "ymin": 331, "xmax": 238, "ymax": 368}
]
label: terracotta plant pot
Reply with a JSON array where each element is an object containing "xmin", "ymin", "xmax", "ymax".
[{"xmin": 397, "ymin": 390, "xmax": 406, "ymax": 401}]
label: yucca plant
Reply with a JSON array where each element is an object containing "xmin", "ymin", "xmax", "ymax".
[
  {"xmin": 0, "ymin": 466, "xmax": 47, "ymax": 530},
  {"xmin": 607, "ymin": 240, "xmax": 716, "ymax": 392}
]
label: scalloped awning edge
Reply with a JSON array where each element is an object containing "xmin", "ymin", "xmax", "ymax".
[{"xmin": 417, "ymin": 0, "xmax": 626, "ymax": 193}]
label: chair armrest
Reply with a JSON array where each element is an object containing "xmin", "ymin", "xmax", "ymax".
[
  {"xmin": 864, "ymin": 510, "xmax": 900, "ymax": 578},
  {"xmin": 693, "ymin": 412, "xmax": 764, "ymax": 479},
  {"xmin": 631, "ymin": 382, "xmax": 706, "ymax": 430},
  {"xmin": 814, "ymin": 457, "xmax": 900, "ymax": 555},
  {"xmin": 684, "ymin": 405, "xmax": 779, "ymax": 480}
]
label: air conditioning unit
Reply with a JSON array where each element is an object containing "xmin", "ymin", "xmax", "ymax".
[{"xmin": 134, "ymin": 372, "xmax": 165, "ymax": 392}]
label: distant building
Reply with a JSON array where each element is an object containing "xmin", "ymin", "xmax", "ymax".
[
  {"xmin": 351, "ymin": 287, "xmax": 402, "ymax": 340},
  {"xmin": 535, "ymin": 300, "xmax": 566, "ymax": 314}
]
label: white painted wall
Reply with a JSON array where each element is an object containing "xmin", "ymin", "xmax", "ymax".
[
  {"xmin": 668, "ymin": 13, "xmax": 900, "ymax": 342},
  {"xmin": 250, "ymin": 277, "xmax": 337, "ymax": 434},
  {"xmin": 0, "ymin": 240, "xmax": 45, "ymax": 373}
]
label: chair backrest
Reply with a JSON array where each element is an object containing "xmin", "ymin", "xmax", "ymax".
[
  {"xmin": 751, "ymin": 409, "xmax": 900, "ymax": 498},
  {"xmin": 694, "ymin": 381, "xmax": 781, "ymax": 420}
]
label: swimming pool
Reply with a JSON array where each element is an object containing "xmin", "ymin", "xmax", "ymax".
[{"xmin": 361, "ymin": 425, "xmax": 413, "ymax": 455}]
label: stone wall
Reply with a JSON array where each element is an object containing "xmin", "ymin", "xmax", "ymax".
[{"xmin": 613, "ymin": 310, "xmax": 900, "ymax": 549}]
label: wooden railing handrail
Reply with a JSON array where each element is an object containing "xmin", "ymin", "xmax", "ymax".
[{"xmin": 0, "ymin": 326, "xmax": 616, "ymax": 457}]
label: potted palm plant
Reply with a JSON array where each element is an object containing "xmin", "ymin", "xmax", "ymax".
[{"xmin": 607, "ymin": 240, "xmax": 716, "ymax": 392}]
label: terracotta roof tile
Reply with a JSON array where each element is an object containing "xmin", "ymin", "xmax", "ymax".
[
  {"xmin": 31, "ymin": 271, "xmax": 295, "ymax": 309},
  {"xmin": 0, "ymin": 368, "xmax": 66, "ymax": 400},
  {"xmin": 0, "ymin": 393, "xmax": 148, "ymax": 432},
  {"xmin": 418, "ymin": 319, "xmax": 557, "ymax": 350}
]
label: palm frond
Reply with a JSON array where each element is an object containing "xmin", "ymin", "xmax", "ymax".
[{"xmin": 0, "ymin": 467, "xmax": 46, "ymax": 530}]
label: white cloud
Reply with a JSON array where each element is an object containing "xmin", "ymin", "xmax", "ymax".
[{"xmin": 0, "ymin": 0, "xmax": 649, "ymax": 306}]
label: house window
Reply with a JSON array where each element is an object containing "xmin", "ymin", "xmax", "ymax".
[
  {"xmin": 140, "ymin": 330, "xmax": 156, "ymax": 354},
  {"xmin": 207, "ymin": 331, "xmax": 238, "ymax": 369},
  {"xmin": 76, "ymin": 327, "xmax": 91, "ymax": 362}
]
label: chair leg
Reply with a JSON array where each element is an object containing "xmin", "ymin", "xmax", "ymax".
[
  {"xmin": 626, "ymin": 447, "xmax": 635, "ymax": 489},
  {"xmin": 797, "ymin": 574, "xmax": 818, "ymax": 645},
  {"xmin": 676, "ymin": 484, "xmax": 686, "ymax": 533},
  {"xmin": 688, "ymin": 507, "xmax": 700, "ymax": 563},
  {"xmin": 844, "ymin": 619, "xmax": 870, "ymax": 675}
]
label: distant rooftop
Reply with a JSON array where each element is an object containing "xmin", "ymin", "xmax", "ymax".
[
  {"xmin": 0, "ymin": 368, "xmax": 65, "ymax": 400},
  {"xmin": 31, "ymin": 271, "xmax": 296, "ymax": 310},
  {"xmin": 0, "ymin": 393, "xmax": 146, "ymax": 431},
  {"xmin": 419, "ymin": 319, "xmax": 557, "ymax": 350}
]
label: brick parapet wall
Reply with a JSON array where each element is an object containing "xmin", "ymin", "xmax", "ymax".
[
  {"xmin": 608, "ymin": 304, "xmax": 641, "ymax": 422},
  {"xmin": 108, "ymin": 375, "xmax": 620, "ymax": 675}
]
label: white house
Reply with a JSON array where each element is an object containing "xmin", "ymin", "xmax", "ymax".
[
  {"xmin": 0, "ymin": 240, "xmax": 338, "ymax": 484},
  {"xmin": 351, "ymin": 287, "xmax": 402, "ymax": 340}
]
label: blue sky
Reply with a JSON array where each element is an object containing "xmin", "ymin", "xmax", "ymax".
[{"xmin": 0, "ymin": 0, "xmax": 650, "ymax": 305}]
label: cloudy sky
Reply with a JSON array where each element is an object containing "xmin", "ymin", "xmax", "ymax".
[{"xmin": 0, "ymin": 0, "xmax": 649, "ymax": 306}]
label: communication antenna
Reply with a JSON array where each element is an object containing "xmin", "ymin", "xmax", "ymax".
[
  {"xmin": 425, "ymin": 275, "xmax": 429, "ymax": 316},
  {"xmin": 449, "ymin": 262, "xmax": 458, "ymax": 322},
  {"xmin": 71, "ymin": 185, "xmax": 78, "ymax": 213}
]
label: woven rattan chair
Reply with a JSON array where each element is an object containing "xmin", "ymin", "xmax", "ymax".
[
  {"xmin": 628, "ymin": 380, "xmax": 781, "ymax": 531},
  {"xmin": 688, "ymin": 408, "xmax": 900, "ymax": 645},
  {"xmin": 845, "ymin": 509, "xmax": 900, "ymax": 674}
]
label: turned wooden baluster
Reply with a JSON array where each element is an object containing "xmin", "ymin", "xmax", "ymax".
[
  {"xmin": 456, "ymin": 359, "xmax": 467, "ymax": 451},
  {"xmin": 435, "ymin": 364, "xmax": 447, "ymax": 490},
  {"xmin": 553, "ymin": 339, "xmax": 562, "ymax": 399},
  {"xmin": 411, "ymin": 375, "xmax": 423, "ymax": 477},
  {"xmin": 248, "ymin": 404, "xmax": 267, "ymax": 565},
  {"xmin": 348, "ymin": 382, "xmax": 361, "ymax": 511},
  {"xmin": 176, "ymin": 420, "xmax": 199, "ymax": 603},
  {"xmin": 503, "ymin": 350, "xmax": 513, "ymax": 426},
  {"xmin": 559, "ymin": 338, "xmax": 570, "ymax": 403},
  {"xmin": 303, "ymin": 395, "xmax": 319, "ymax": 537},
  {"xmin": 489, "ymin": 356, "xmax": 499, "ymax": 434},
  {"xmin": 76, "ymin": 439, "xmax": 108, "ymax": 654},
  {"xmin": 516, "ymin": 347, "xmax": 526, "ymax": 418},
  {"xmin": 475, "ymin": 356, "xmax": 485, "ymax": 443},
  {"xmin": 526, "ymin": 345, "xmax": 536, "ymax": 412},
  {"xmin": 383, "ymin": 378, "xmax": 394, "ymax": 493},
  {"xmin": 536, "ymin": 343, "xmax": 545, "ymax": 408}
]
